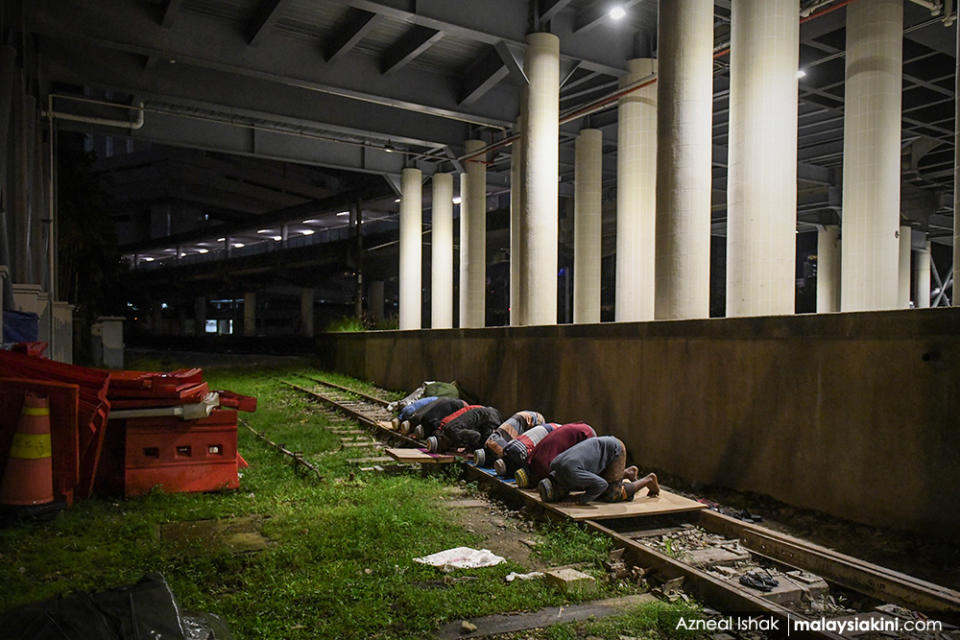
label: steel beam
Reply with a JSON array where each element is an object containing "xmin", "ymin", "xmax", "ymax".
[
  {"xmin": 325, "ymin": 9, "xmax": 383, "ymax": 62},
  {"xmin": 28, "ymin": 0, "xmax": 516, "ymax": 129},
  {"xmin": 325, "ymin": 0, "xmax": 630, "ymax": 76},
  {"xmin": 381, "ymin": 25, "xmax": 443, "ymax": 74},
  {"xmin": 538, "ymin": 0, "xmax": 576, "ymax": 25},
  {"xmin": 41, "ymin": 41, "xmax": 469, "ymax": 151},
  {"xmin": 248, "ymin": 0, "xmax": 295, "ymax": 46},
  {"xmin": 159, "ymin": 0, "xmax": 183, "ymax": 29},
  {"xmin": 459, "ymin": 45, "xmax": 510, "ymax": 106}
]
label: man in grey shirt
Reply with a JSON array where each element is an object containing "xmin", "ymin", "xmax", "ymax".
[{"xmin": 538, "ymin": 435, "xmax": 659, "ymax": 504}]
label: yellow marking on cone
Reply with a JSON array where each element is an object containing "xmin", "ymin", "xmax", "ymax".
[
  {"xmin": 9, "ymin": 433, "xmax": 52, "ymax": 459},
  {"xmin": 21, "ymin": 407, "xmax": 50, "ymax": 417}
]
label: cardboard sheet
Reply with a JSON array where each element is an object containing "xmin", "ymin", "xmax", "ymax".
[
  {"xmin": 519, "ymin": 488, "xmax": 705, "ymax": 521},
  {"xmin": 384, "ymin": 448, "xmax": 455, "ymax": 464}
]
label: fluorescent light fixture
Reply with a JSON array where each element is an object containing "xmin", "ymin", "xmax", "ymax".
[
  {"xmin": 797, "ymin": 69, "xmax": 807, "ymax": 79},
  {"xmin": 271, "ymin": 235, "xmax": 282, "ymax": 241},
  {"xmin": 336, "ymin": 211, "xmax": 350, "ymax": 216},
  {"xmin": 303, "ymin": 219, "xmax": 322, "ymax": 224},
  {"xmin": 301, "ymin": 229, "xmax": 315, "ymax": 235},
  {"xmin": 232, "ymin": 242, "xmax": 245, "ymax": 248},
  {"xmin": 217, "ymin": 237, "xmax": 225, "ymax": 242},
  {"xmin": 394, "ymin": 198, "xmax": 401, "ymax": 203},
  {"xmin": 609, "ymin": 5, "xmax": 626, "ymax": 20},
  {"xmin": 452, "ymin": 196, "xmax": 462, "ymax": 204},
  {"xmin": 143, "ymin": 257, "xmax": 155, "ymax": 262},
  {"xmin": 197, "ymin": 248, "xmax": 209, "ymax": 254},
  {"xmin": 257, "ymin": 229, "xmax": 271, "ymax": 234}
]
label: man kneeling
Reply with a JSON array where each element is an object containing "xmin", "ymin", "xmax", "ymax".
[{"xmin": 538, "ymin": 436, "xmax": 658, "ymax": 504}]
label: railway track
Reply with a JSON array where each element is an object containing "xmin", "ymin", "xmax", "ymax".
[{"xmin": 280, "ymin": 376, "xmax": 960, "ymax": 639}]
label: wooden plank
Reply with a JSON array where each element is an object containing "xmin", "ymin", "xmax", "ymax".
[
  {"xmin": 434, "ymin": 594, "xmax": 656, "ymax": 639},
  {"xmin": 519, "ymin": 488, "xmax": 705, "ymax": 521},
  {"xmin": 384, "ymin": 447, "xmax": 455, "ymax": 464},
  {"xmin": 347, "ymin": 456, "xmax": 393, "ymax": 464}
]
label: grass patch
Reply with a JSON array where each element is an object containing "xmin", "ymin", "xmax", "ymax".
[
  {"xmin": 0, "ymin": 358, "xmax": 694, "ymax": 638},
  {"xmin": 534, "ymin": 520, "xmax": 612, "ymax": 566}
]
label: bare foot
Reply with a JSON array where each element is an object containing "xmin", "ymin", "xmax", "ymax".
[
  {"xmin": 640, "ymin": 472, "xmax": 659, "ymax": 497},
  {"xmin": 623, "ymin": 465, "xmax": 639, "ymax": 481}
]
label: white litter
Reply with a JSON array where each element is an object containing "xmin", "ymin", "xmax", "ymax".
[
  {"xmin": 505, "ymin": 571, "xmax": 544, "ymax": 583},
  {"xmin": 413, "ymin": 547, "xmax": 505, "ymax": 572}
]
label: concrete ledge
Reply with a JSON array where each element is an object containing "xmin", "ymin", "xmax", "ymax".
[{"xmin": 317, "ymin": 307, "xmax": 960, "ymax": 539}]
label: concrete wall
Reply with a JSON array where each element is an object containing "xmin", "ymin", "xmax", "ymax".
[{"xmin": 317, "ymin": 308, "xmax": 960, "ymax": 539}]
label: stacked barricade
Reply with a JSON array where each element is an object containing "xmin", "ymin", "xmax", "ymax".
[{"xmin": 0, "ymin": 347, "xmax": 256, "ymax": 507}]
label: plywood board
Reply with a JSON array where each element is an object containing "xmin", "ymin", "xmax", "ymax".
[
  {"xmin": 519, "ymin": 488, "xmax": 705, "ymax": 521},
  {"xmin": 377, "ymin": 421, "xmax": 395, "ymax": 431},
  {"xmin": 384, "ymin": 447, "xmax": 455, "ymax": 464}
]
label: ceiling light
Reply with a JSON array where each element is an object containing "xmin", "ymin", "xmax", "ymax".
[
  {"xmin": 609, "ymin": 5, "xmax": 626, "ymax": 20},
  {"xmin": 452, "ymin": 196, "xmax": 462, "ymax": 204},
  {"xmin": 197, "ymin": 248, "xmax": 209, "ymax": 254},
  {"xmin": 303, "ymin": 219, "xmax": 322, "ymax": 224},
  {"xmin": 233, "ymin": 242, "xmax": 245, "ymax": 248},
  {"xmin": 143, "ymin": 257, "xmax": 155, "ymax": 262},
  {"xmin": 217, "ymin": 237, "xmax": 225, "ymax": 242},
  {"xmin": 301, "ymin": 229, "xmax": 315, "ymax": 235},
  {"xmin": 336, "ymin": 211, "xmax": 350, "ymax": 216},
  {"xmin": 394, "ymin": 198, "xmax": 401, "ymax": 203},
  {"xmin": 797, "ymin": 69, "xmax": 807, "ymax": 79},
  {"xmin": 257, "ymin": 229, "xmax": 271, "ymax": 234},
  {"xmin": 271, "ymin": 235, "xmax": 282, "ymax": 241}
]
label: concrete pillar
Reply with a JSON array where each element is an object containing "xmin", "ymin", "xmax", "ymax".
[
  {"xmin": 573, "ymin": 129, "xmax": 602, "ymax": 324},
  {"xmin": 431, "ymin": 172, "xmax": 454, "ymax": 329},
  {"xmin": 520, "ymin": 32, "xmax": 560, "ymax": 325},
  {"xmin": 726, "ymin": 0, "xmax": 798, "ymax": 317},
  {"xmin": 368, "ymin": 280, "xmax": 384, "ymax": 323},
  {"xmin": 914, "ymin": 237, "xmax": 931, "ymax": 308},
  {"xmin": 243, "ymin": 292, "xmax": 256, "ymax": 337},
  {"xmin": 654, "ymin": 1, "xmax": 713, "ymax": 320},
  {"xmin": 460, "ymin": 140, "xmax": 486, "ymax": 328},
  {"xmin": 898, "ymin": 225, "xmax": 912, "ymax": 308},
  {"xmin": 300, "ymin": 288, "xmax": 314, "ymax": 337},
  {"xmin": 955, "ymin": 23, "xmax": 960, "ymax": 307},
  {"xmin": 616, "ymin": 58, "xmax": 658, "ymax": 322},
  {"xmin": 399, "ymin": 167, "xmax": 422, "ymax": 330},
  {"xmin": 817, "ymin": 225, "xmax": 841, "ymax": 313},
  {"xmin": 841, "ymin": 0, "xmax": 902, "ymax": 311},
  {"xmin": 13, "ymin": 78, "xmax": 30, "ymax": 283},
  {"xmin": 509, "ymin": 115, "xmax": 524, "ymax": 325},
  {"xmin": 194, "ymin": 296, "xmax": 206, "ymax": 336}
]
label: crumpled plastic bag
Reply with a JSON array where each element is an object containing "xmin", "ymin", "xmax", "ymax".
[
  {"xmin": 413, "ymin": 547, "xmax": 505, "ymax": 572},
  {"xmin": 505, "ymin": 571, "xmax": 544, "ymax": 583}
]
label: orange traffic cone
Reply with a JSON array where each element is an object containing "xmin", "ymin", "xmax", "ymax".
[{"xmin": 0, "ymin": 393, "xmax": 54, "ymax": 506}]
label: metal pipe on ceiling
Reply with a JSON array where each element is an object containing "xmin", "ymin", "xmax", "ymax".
[{"xmin": 45, "ymin": 94, "xmax": 144, "ymax": 130}]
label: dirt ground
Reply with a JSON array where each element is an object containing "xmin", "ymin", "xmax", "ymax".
[{"xmin": 441, "ymin": 488, "xmax": 548, "ymax": 571}]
